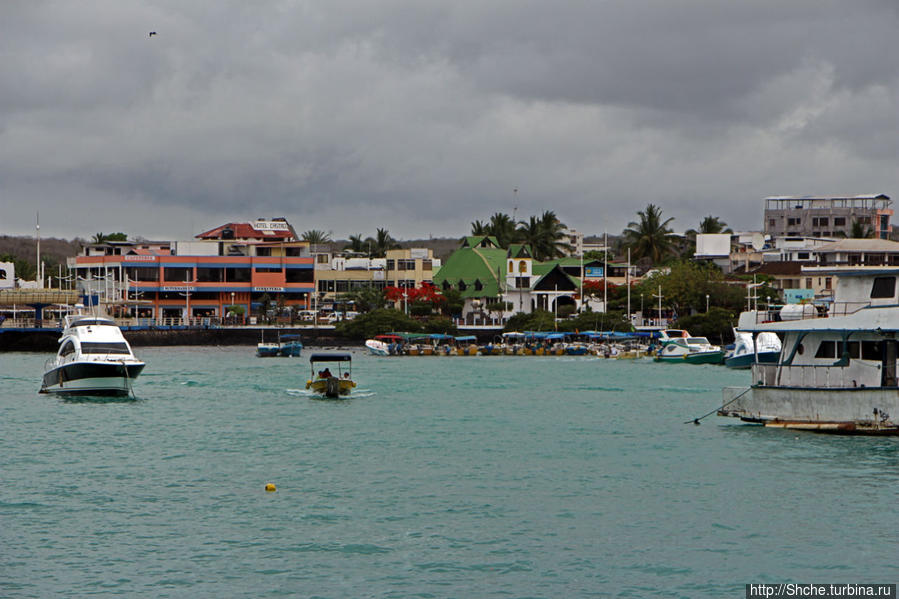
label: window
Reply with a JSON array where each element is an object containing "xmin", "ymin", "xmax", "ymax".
[
  {"xmin": 861, "ymin": 341, "xmax": 882, "ymax": 361},
  {"xmin": 458, "ymin": 281, "xmax": 467, "ymax": 291},
  {"xmin": 870, "ymin": 277, "xmax": 896, "ymax": 299},
  {"xmin": 335, "ymin": 280, "xmax": 349, "ymax": 293},
  {"xmin": 318, "ymin": 280, "xmax": 335, "ymax": 292},
  {"xmin": 163, "ymin": 267, "xmax": 192, "ymax": 282},
  {"xmin": 80, "ymin": 342, "xmax": 131, "ymax": 354},
  {"xmin": 838, "ymin": 341, "xmax": 860, "ymax": 359},
  {"xmin": 768, "ymin": 219, "xmax": 776, "ymax": 228},
  {"xmin": 225, "ymin": 268, "xmax": 251, "ymax": 282},
  {"xmin": 126, "ymin": 267, "xmax": 159, "ymax": 282},
  {"xmin": 196, "ymin": 268, "xmax": 223, "ymax": 282},
  {"xmin": 316, "ymin": 254, "xmax": 330, "ymax": 264},
  {"xmin": 285, "ymin": 269, "xmax": 313, "ymax": 283},
  {"xmin": 834, "ymin": 217, "xmax": 846, "ymax": 227},
  {"xmin": 255, "ymin": 267, "xmax": 281, "ymax": 273},
  {"xmin": 386, "ymin": 259, "xmax": 395, "ymax": 270},
  {"xmin": 60, "ymin": 340, "xmax": 76, "ymax": 356},
  {"xmin": 256, "ymin": 247, "xmax": 272, "ymax": 257},
  {"xmin": 805, "ymin": 278, "xmax": 812, "ymax": 289},
  {"xmin": 474, "ymin": 280, "xmax": 483, "ymax": 291},
  {"xmin": 797, "ymin": 252, "xmax": 809, "ymax": 260},
  {"xmin": 788, "ymin": 217, "xmax": 801, "ymax": 226},
  {"xmin": 825, "ymin": 277, "xmax": 832, "ymax": 290},
  {"xmin": 422, "ymin": 260, "xmax": 432, "ymax": 271},
  {"xmin": 812, "ymin": 217, "xmax": 829, "ymax": 227},
  {"xmin": 442, "ymin": 281, "xmax": 451, "ymax": 290},
  {"xmin": 814, "ymin": 341, "xmax": 836, "ymax": 359},
  {"xmin": 515, "ymin": 276, "xmax": 530, "ymax": 289}
]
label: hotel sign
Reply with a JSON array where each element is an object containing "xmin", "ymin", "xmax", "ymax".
[
  {"xmin": 162, "ymin": 286, "xmax": 195, "ymax": 292},
  {"xmin": 585, "ymin": 267, "xmax": 604, "ymax": 278},
  {"xmin": 252, "ymin": 221, "xmax": 291, "ymax": 231},
  {"xmin": 124, "ymin": 255, "xmax": 157, "ymax": 261},
  {"xmin": 254, "ymin": 286, "xmax": 285, "ymax": 292}
]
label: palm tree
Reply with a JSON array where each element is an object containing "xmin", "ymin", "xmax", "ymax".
[
  {"xmin": 367, "ymin": 228, "xmax": 401, "ymax": 258},
  {"xmin": 623, "ymin": 204, "xmax": 676, "ymax": 264},
  {"xmin": 698, "ymin": 215, "xmax": 732, "ymax": 234},
  {"xmin": 302, "ymin": 229, "xmax": 332, "ymax": 244},
  {"xmin": 850, "ymin": 219, "xmax": 874, "ymax": 238},
  {"xmin": 92, "ymin": 233, "xmax": 108, "ymax": 244},
  {"xmin": 683, "ymin": 215, "xmax": 733, "ymax": 256},
  {"xmin": 487, "ymin": 212, "xmax": 518, "ymax": 248},
  {"xmin": 345, "ymin": 234, "xmax": 366, "ymax": 253},
  {"xmin": 516, "ymin": 211, "xmax": 572, "ymax": 261},
  {"xmin": 470, "ymin": 220, "xmax": 489, "ymax": 236}
]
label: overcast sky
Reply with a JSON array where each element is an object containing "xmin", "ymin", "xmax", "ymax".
[{"xmin": 2, "ymin": 0, "xmax": 897, "ymax": 242}]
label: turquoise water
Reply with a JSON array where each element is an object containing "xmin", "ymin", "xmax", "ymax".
[{"xmin": 2, "ymin": 347, "xmax": 898, "ymax": 598}]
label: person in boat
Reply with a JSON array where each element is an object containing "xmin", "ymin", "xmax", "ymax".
[
  {"xmin": 343, "ymin": 372, "xmax": 350, "ymax": 379},
  {"xmin": 320, "ymin": 368, "xmax": 332, "ymax": 379}
]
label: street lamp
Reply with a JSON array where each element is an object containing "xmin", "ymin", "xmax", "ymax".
[{"xmin": 706, "ymin": 294, "xmax": 709, "ymax": 313}]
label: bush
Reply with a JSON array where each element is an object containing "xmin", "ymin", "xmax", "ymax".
[
  {"xmin": 673, "ymin": 307, "xmax": 736, "ymax": 345},
  {"xmin": 422, "ymin": 317, "xmax": 458, "ymax": 336},
  {"xmin": 334, "ymin": 308, "xmax": 423, "ymax": 339},
  {"xmin": 504, "ymin": 310, "xmax": 556, "ymax": 332}
]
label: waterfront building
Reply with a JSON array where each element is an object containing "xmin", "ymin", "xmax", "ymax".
[
  {"xmin": 67, "ymin": 219, "xmax": 314, "ymax": 322},
  {"xmin": 763, "ymin": 194, "xmax": 892, "ymax": 239},
  {"xmin": 312, "ymin": 247, "xmax": 440, "ymax": 308},
  {"xmin": 434, "ymin": 236, "xmax": 636, "ymax": 324}
]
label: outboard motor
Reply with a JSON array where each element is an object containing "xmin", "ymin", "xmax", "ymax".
[{"xmin": 325, "ymin": 376, "xmax": 341, "ymax": 398}]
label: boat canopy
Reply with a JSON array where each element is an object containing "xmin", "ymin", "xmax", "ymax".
[
  {"xmin": 503, "ymin": 331, "xmax": 526, "ymax": 338},
  {"xmin": 279, "ymin": 334, "xmax": 302, "ymax": 340},
  {"xmin": 428, "ymin": 334, "xmax": 455, "ymax": 340},
  {"xmin": 308, "ymin": 353, "xmax": 352, "ymax": 362},
  {"xmin": 454, "ymin": 335, "xmax": 477, "ymax": 342}
]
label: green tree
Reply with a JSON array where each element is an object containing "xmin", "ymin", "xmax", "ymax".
[
  {"xmin": 440, "ymin": 288, "xmax": 465, "ymax": 317},
  {"xmin": 344, "ymin": 234, "xmax": 366, "ymax": 253},
  {"xmin": 850, "ymin": 219, "xmax": 874, "ymax": 238},
  {"xmin": 470, "ymin": 220, "xmax": 489, "ymax": 236},
  {"xmin": 334, "ymin": 308, "xmax": 423, "ymax": 339},
  {"xmin": 487, "ymin": 212, "xmax": 518, "ymax": 248},
  {"xmin": 623, "ymin": 204, "xmax": 676, "ymax": 264},
  {"xmin": 302, "ymin": 229, "xmax": 332, "ymax": 244},
  {"xmin": 366, "ymin": 228, "xmax": 401, "ymax": 258},
  {"xmin": 341, "ymin": 285, "xmax": 386, "ymax": 313}
]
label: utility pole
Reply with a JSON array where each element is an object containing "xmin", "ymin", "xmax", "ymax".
[
  {"xmin": 603, "ymin": 231, "xmax": 608, "ymax": 313},
  {"xmin": 35, "ymin": 212, "xmax": 41, "ymax": 287}
]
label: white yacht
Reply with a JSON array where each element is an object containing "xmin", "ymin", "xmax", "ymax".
[
  {"xmin": 720, "ymin": 268, "xmax": 899, "ymax": 433},
  {"xmin": 41, "ymin": 315, "xmax": 145, "ymax": 397}
]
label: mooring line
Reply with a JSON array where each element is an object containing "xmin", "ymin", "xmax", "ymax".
[{"xmin": 685, "ymin": 386, "xmax": 752, "ymax": 425}]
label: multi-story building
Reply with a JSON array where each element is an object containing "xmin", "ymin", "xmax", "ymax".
[
  {"xmin": 68, "ymin": 219, "xmax": 314, "ymax": 322},
  {"xmin": 314, "ymin": 248, "xmax": 440, "ymax": 305},
  {"xmin": 763, "ymin": 194, "xmax": 892, "ymax": 239}
]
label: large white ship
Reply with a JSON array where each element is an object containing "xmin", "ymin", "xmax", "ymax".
[{"xmin": 720, "ymin": 267, "xmax": 899, "ymax": 433}]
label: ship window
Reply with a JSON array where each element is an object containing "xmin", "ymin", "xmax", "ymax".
[
  {"xmin": 870, "ymin": 277, "xmax": 896, "ymax": 299},
  {"xmin": 838, "ymin": 341, "xmax": 860, "ymax": 359},
  {"xmin": 80, "ymin": 342, "xmax": 131, "ymax": 354},
  {"xmin": 862, "ymin": 341, "xmax": 882, "ymax": 361},
  {"xmin": 814, "ymin": 341, "xmax": 836, "ymax": 359},
  {"xmin": 60, "ymin": 340, "xmax": 76, "ymax": 356}
]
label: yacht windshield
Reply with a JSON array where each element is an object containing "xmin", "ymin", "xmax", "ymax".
[{"xmin": 80, "ymin": 342, "xmax": 131, "ymax": 354}]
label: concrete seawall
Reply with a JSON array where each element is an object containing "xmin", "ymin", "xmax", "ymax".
[{"xmin": 0, "ymin": 327, "xmax": 360, "ymax": 352}]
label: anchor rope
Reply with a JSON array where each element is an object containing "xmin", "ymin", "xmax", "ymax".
[{"xmin": 684, "ymin": 386, "xmax": 752, "ymax": 425}]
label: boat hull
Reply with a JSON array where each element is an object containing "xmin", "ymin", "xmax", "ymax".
[
  {"xmin": 719, "ymin": 385, "xmax": 899, "ymax": 434},
  {"xmin": 41, "ymin": 362, "xmax": 145, "ymax": 396},
  {"xmin": 656, "ymin": 350, "xmax": 724, "ymax": 364},
  {"xmin": 306, "ymin": 377, "xmax": 356, "ymax": 398},
  {"xmin": 724, "ymin": 351, "xmax": 779, "ymax": 369}
]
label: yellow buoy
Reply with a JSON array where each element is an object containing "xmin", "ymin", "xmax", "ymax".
[{"xmin": 265, "ymin": 483, "xmax": 277, "ymax": 492}]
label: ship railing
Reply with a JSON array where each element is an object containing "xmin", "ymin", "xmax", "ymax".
[
  {"xmin": 753, "ymin": 363, "xmax": 875, "ymax": 389},
  {"xmin": 752, "ymin": 301, "xmax": 872, "ymax": 324}
]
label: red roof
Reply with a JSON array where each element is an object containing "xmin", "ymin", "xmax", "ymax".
[{"xmin": 196, "ymin": 222, "xmax": 295, "ymax": 241}]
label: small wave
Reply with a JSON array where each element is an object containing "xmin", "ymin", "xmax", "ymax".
[{"xmin": 180, "ymin": 380, "xmax": 203, "ymax": 387}]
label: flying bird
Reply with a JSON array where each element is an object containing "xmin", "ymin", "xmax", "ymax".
[{"xmin": 149, "ymin": 31, "xmax": 157, "ymax": 37}]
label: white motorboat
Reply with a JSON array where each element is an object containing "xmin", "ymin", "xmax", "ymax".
[
  {"xmin": 40, "ymin": 315, "xmax": 145, "ymax": 397},
  {"xmin": 720, "ymin": 267, "xmax": 899, "ymax": 433},
  {"xmin": 724, "ymin": 328, "xmax": 782, "ymax": 369}
]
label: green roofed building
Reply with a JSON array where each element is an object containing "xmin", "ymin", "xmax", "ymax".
[{"xmin": 435, "ymin": 236, "xmax": 638, "ymax": 325}]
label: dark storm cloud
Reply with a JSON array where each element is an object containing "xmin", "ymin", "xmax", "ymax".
[{"xmin": 1, "ymin": 0, "xmax": 897, "ymax": 239}]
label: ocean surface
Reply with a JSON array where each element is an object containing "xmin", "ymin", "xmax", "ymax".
[{"xmin": 2, "ymin": 347, "xmax": 898, "ymax": 598}]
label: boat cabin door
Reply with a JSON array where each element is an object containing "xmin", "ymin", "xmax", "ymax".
[{"xmin": 881, "ymin": 339, "xmax": 898, "ymax": 387}]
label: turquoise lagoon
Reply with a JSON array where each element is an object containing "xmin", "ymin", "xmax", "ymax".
[{"xmin": 1, "ymin": 347, "xmax": 897, "ymax": 597}]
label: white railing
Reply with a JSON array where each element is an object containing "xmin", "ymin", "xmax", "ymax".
[{"xmin": 753, "ymin": 363, "xmax": 878, "ymax": 388}]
